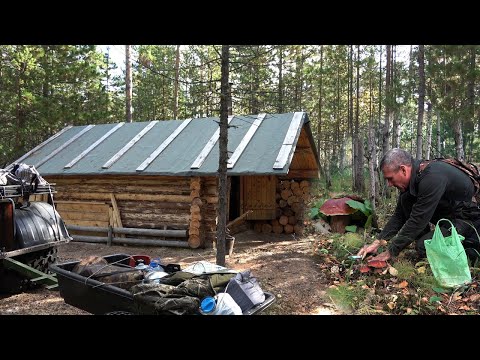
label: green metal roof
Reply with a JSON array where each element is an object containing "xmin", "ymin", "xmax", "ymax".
[{"xmin": 11, "ymin": 112, "xmax": 319, "ymax": 177}]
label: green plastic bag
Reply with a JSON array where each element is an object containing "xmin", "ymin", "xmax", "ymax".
[{"xmin": 425, "ymin": 218, "xmax": 471, "ymax": 289}]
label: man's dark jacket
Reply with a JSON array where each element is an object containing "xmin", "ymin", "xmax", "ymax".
[{"xmin": 380, "ymin": 159, "xmax": 475, "ymax": 256}]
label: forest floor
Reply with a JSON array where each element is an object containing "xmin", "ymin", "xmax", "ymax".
[
  {"xmin": 0, "ymin": 229, "xmax": 339, "ymax": 315},
  {"xmin": 2, "ymin": 223, "xmax": 479, "ymax": 316}
]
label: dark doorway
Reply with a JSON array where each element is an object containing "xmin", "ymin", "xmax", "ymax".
[{"xmin": 229, "ymin": 176, "xmax": 241, "ymax": 221}]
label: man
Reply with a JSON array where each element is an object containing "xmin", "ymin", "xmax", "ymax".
[{"xmin": 357, "ymin": 148, "xmax": 480, "ymax": 262}]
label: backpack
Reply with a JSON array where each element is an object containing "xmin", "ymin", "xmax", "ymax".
[{"xmin": 419, "ymin": 157, "xmax": 480, "ymax": 203}]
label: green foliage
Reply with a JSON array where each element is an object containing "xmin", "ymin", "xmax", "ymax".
[
  {"xmin": 345, "ymin": 225, "xmax": 357, "ymax": 233},
  {"xmin": 308, "ymin": 198, "xmax": 327, "ymax": 220},
  {"xmin": 327, "ymin": 283, "xmax": 368, "ymax": 313},
  {"xmin": 394, "ymin": 259, "xmax": 438, "ymax": 289},
  {"xmin": 346, "ymin": 199, "xmax": 374, "ymax": 230},
  {"xmin": 330, "ymin": 232, "xmax": 364, "ymax": 258}
]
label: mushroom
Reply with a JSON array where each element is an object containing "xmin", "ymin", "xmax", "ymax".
[{"xmin": 319, "ymin": 197, "xmax": 358, "ymax": 233}]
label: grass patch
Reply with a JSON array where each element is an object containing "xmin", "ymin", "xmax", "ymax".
[
  {"xmin": 326, "ymin": 283, "xmax": 368, "ymax": 313},
  {"xmin": 330, "ymin": 232, "xmax": 364, "ymax": 259}
]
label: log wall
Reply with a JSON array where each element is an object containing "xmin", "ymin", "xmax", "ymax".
[{"xmin": 44, "ymin": 175, "xmax": 192, "ymax": 244}]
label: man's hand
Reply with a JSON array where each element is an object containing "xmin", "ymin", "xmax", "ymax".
[
  {"xmin": 357, "ymin": 239, "xmax": 387, "ymax": 259},
  {"xmin": 357, "ymin": 240, "xmax": 380, "ymax": 259},
  {"xmin": 369, "ymin": 250, "xmax": 391, "ymax": 262}
]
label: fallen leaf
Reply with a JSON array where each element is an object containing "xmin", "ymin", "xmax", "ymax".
[
  {"xmin": 416, "ymin": 266, "xmax": 426, "ymax": 274},
  {"xmin": 398, "ymin": 280, "xmax": 408, "ymax": 288},
  {"xmin": 387, "ymin": 302, "xmax": 396, "ymax": 309},
  {"xmin": 406, "ymin": 308, "xmax": 413, "ymax": 314},
  {"xmin": 388, "ymin": 266, "xmax": 398, "ymax": 276},
  {"xmin": 467, "ymin": 293, "xmax": 480, "ymax": 302},
  {"xmin": 459, "ymin": 305, "xmax": 471, "ymax": 311},
  {"xmin": 452, "ymin": 292, "xmax": 462, "ymax": 302}
]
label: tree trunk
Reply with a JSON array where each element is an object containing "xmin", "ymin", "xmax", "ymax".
[
  {"xmin": 173, "ymin": 45, "xmax": 180, "ymax": 119},
  {"xmin": 453, "ymin": 115, "xmax": 464, "ymax": 160},
  {"xmin": 278, "ymin": 46, "xmax": 284, "ymax": 113},
  {"xmin": 317, "ymin": 45, "xmax": 323, "ymax": 160},
  {"xmin": 125, "ymin": 45, "xmax": 133, "ymax": 122},
  {"xmin": 437, "ymin": 109, "xmax": 442, "ymax": 157},
  {"xmin": 368, "ymin": 73, "xmax": 377, "ymax": 215},
  {"xmin": 416, "ymin": 45, "xmax": 425, "ymax": 160},
  {"xmin": 382, "ymin": 45, "xmax": 391, "ymax": 158},
  {"xmin": 216, "ymin": 45, "xmax": 230, "ymax": 267},
  {"xmin": 426, "ymin": 103, "xmax": 433, "ymax": 160},
  {"xmin": 354, "ymin": 45, "xmax": 364, "ymax": 193}
]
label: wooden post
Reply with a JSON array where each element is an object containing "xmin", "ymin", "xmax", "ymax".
[{"xmin": 107, "ymin": 225, "xmax": 113, "ymax": 246}]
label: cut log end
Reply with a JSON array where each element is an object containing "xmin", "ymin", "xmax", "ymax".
[{"xmin": 188, "ymin": 234, "xmax": 202, "ymax": 248}]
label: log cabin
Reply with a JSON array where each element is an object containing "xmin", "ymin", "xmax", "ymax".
[{"xmin": 11, "ymin": 112, "xmax": 320, "ymax": 248}]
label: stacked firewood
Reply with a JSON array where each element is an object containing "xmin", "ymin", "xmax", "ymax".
[{"xmin": 253, "ymin": 179, "xmax": 309, "ymax": 235}]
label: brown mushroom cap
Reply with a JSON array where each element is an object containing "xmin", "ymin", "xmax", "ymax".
[{"xmin": 319, "ymin": 197, "xmax": 358, "ymax": 216}]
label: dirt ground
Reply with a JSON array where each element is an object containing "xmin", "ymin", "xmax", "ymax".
[{"xmin": 0, "ymin": 230, "xmax": 339, "ymax": 315}]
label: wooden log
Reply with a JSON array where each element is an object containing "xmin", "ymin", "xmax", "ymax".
[
  {"xmin": 288, "ymin": 215, "xmax": 297, "ymax": 225},
  {"xmin": 287, "ymin": 195, "xmax": 299, "ymax": 206},
  {"xmin": 120, "ymin": 207, "xmax": 189, "ymax": 216},
  {"xmin": 280, "ymin": 180, "xmax": 291, "ymax": 190},
  {"xmin": 59, "ymin": 211, "xmax": 109, "ymax": 222},
  {"xmin": 119, "ymin": 201, "xmax": 191, "ymax": 210},
  {"xmin": 191, "ymin": 204, "xmax": 201, "ymax": 214},
  {"xmin": 190, "ymin": 212, "xmax": 203, "ymax": 221},
  {"xmin": 293, "ymin": 187, "xmax": 303, "ymax": 197},
  {"xmin": 281, "ymin": 189, "xmax": 292, "ymax": 200},
  {"xmin": 253, "ymin": 222, "xmax": 263, "ymax": 233},
  {"xmin": 204, "ymin": 186, "xmax": 218, "ymax": 195},
  {"xmin": 190, "ymin": 219, "xmax": 200, "ymax": 229},
  {"xmin": 300, "ymin": 180, "xmax": 310, "ymax": 188},
  {"xmin": 294, "ymin": 224, "xmax": 304, "ymax": 235},
  {"xmin": 279, "ymin": 215, "xmax": 289, "ymax": 226},
  {"xmin": 64, "ymin": 219, "xmax": 110, "ymax": 228},
  {"xmin": 227, "ymin": 210, "xmax": 252, "ymax": 229},
  {"xmin": 275, "ymin": 192, "xmax": 281, "ymax": 201},
  {"xmin": 272, "ymin": 223, "xmax": 284, "ymax": 234},
  {"xmin": 284, "ymin": 224, "xmax": 294, "ymax": 234},
  {"xmin": 261, "ymin": 223, "xmax": 272, "ymax": 233},
  {"xmin": 189, "ymin": 227, "xmax": 200, "ymax": 236},
  {"xmin": 188, "ymin": 234, "xmax": 202, "ymax": 248},
  {"xmin": 192, "ymin": 197, "xmax": 204, "ymax": 206},
  {"xmin": 205, "ymin": 196, "xmax": 218, "ymax": 204},
  {"xmin": 290, "ymin": 181, "xmax": 300, "ymax": 191},
  {"xmin": 291, "ymin": 202, "xmax": 302, "ymax": 214},
  {"xmin": 282, "ymin": 208, "xmax": 294, "ymax": 217},
  {"xmin": 279, "ymin": 199, "xmax": 287, "ymax": 208},
  {"xmin": 122, "ymin": 212, "xmax": 190, "ymax": 223},
  {"xmin": 55, "ymin": 184, "xmax": 191, "ymax": 195},
  {"xmin": 110, "ymin": 193, "xmax": 123, "ymax": 228},
  {"xmin": 56, "ymin": 192, "xmax": 192, "ymax": 203}
]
